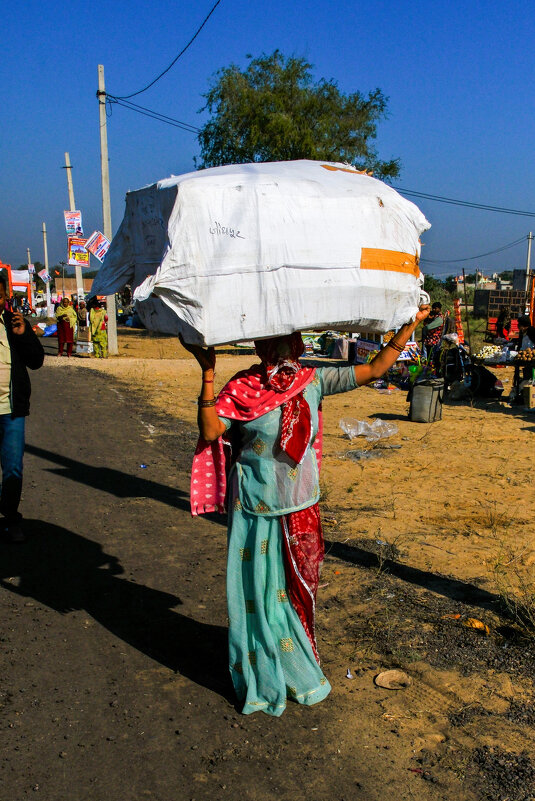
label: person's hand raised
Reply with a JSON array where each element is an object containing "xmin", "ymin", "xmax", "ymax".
[
  {"xmin": 179, "ymin": 334, "xmax": 216, "ymax": 372},
  {"xmin": 11, "ymin": 311, "xmax": 26, "ymax": 335},
  {"xmin": 415, "ymin": 304, "xmax": 431, "ymax": 324}
]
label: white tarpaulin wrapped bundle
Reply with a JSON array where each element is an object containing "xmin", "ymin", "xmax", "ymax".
[{"xmin": 91, "ymin": 160, "xmax": 430, "ymax": 345}]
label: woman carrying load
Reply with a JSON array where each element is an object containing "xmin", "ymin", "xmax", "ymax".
[
  {"xmin": 182, "ymin": 302, "xmax": 430, "ymax": 717},
  {"xmin": 55, "ymin": 297, "xmax": 77, "ymax": 357}
]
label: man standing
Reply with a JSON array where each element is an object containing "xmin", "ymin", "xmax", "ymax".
[{"xmin": 0, "ymin": 276, "xmax": 44, "ymax": 542}]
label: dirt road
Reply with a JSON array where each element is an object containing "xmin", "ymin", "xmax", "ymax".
[{"xmin": 1, "ymin": 357, "xmax": 534, "ymax": 801}]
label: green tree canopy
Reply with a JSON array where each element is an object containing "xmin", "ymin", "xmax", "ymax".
[
  {"xmin": 196, "ymin": 50, "xmax": 400, "ymax": 179},
  {"xmin": 423, "ymin": 274, "xmax": 454, "ymax": 311},
  {"xmin": 498, "ymin": 270, "xmax": 513, "ymax": 281}
]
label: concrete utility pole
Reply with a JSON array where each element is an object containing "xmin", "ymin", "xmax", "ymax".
[
  {"xmin": 42, "ymin": 223, "xmax": 52, "ymax": 316},
  {"xmin": 526, "ymin": 232, "xmax": 533, "ymax": 282},
  {"xmin": 63, "ymin": 152, "xmax": 85, "ymax": 300},
  {"xmin": 97, "ymin": 64, "xmax": 118, "ymax": 355},
  {"xmin": 26, "ymin": 248, "xmax": 34, "ymax": 308}
]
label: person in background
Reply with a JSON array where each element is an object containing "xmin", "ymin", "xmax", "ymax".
[
  {"xmin": 55, "ymin": 297, "xmax": 77, "ymax": 357},
  {"xmin": 421, "ymin": 302, "xmax": 444, "ymax": 360},
  {"xmin": 442, "ymin": 309, "xmax": 456, "ymax": 336},
  {"xmin": 0, "ymin": 275, "xmax": 44, "ymax": 542},
  {"xmin": 496, "ymin": 306, "xmax": 511, "ymax": 340},
  {"xmin": 90, "ymin": 302, "xmax": 108, "ymax": 359},
  {"xmin": 182, "ymin": 303, "xmax": 430, "ymax": 717},
  {"xmin": 77, "ymin": 299, "xmax": 88, "ymax": 330},
  {"xmin": 515, "ymin": 315, "xmax": 535, "ymax": 352}
]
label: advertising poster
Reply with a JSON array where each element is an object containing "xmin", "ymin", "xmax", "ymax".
[
  {"xmin": 354, "ymin": 338, "xmax": 381, "ymax": 364},
  {"xmin": 397, "ymin": 341, "xmax": 420, "ymax": 361},
  {"xmin": 38, "ymin": 268, "xmax": 51, "ymax": 283},
  {"xmin": 68, "ymin": 237, "xmax": 90, "ymax": 267},
  {"xmin": 64, "ymin": 210, "xmax": 83, "ymax": 236},
  {"xmin": 84, "ymin": 230, "xmax": 110, "ymax": 262},
  {"xmin": 27, "ymin": 263, "xmax": 35, "ymax": 274}
]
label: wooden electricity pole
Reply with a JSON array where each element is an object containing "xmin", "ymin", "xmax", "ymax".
[
  {"xmin": 42, "ymin": 223, "xmax": 52, "ymax": 316},
  {"xmin": 462, "ymin": 268, "xmax": 472, "ymax": 353},
  {"xmin": 97, "ymin": 64, "xmax": 118, "ymax": 355},
  {"xmin": 63, "ymin": 152, "xmax": 85, "ymax": 301},
  {"xmin": 26, "ymin": 248, "xmax": 34, "ymax": 308}
]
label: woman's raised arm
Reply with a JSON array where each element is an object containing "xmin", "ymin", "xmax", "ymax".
[
  {"xmin": 179, "ymin": 336, "xmax": 227, "ymax": 442},
  {"xmin": 354, "ymin": 304, "xmax": 430, "ymax": 386}
]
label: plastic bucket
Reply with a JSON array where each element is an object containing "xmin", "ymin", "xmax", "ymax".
[{"xmin": 409, "ymin": 378, "xmax": 444, "ymax": 423}]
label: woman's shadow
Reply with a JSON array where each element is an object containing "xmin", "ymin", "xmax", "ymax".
[{"xmin": 0, "ymin": 519, "xmax": 233, "ymax": 701}]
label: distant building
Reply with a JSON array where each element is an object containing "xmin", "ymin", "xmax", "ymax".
[
  {"xmin": 53, "ymin": 278, "xmax": 93, "ymax": 298},
  {"xmin": 513, "ymin": 269, "xmax": 530, "ymax": 292}
]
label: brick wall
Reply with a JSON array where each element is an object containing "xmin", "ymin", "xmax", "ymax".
[{"xmin": 474, "ymin": 288, "xmax": 527, "ymax": 318}]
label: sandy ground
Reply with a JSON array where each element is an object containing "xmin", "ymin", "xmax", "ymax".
[
  {"xmin": 5, "ymin": 328, "xmax": 535, "ymax": 800},
  {"xmin": 63, "ymin": 329, "xmax": 535, "ymax": 592}
]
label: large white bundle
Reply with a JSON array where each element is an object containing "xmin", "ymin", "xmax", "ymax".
[{"xmin": 92, "ymin": 160, "xmax": 430, "ymax": 345}]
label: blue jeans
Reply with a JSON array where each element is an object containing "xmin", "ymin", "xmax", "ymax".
[{"xmin": 0, "ymin": 414, "xmax": 25, "ymax": 524}]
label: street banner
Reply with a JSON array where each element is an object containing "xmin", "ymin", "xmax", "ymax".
[
  {"xmin": 68, "ymin": 237, "xmax": 90, "ymax": 267},
  {"xmin": 38, "ymin": 268, "xmax": 51, "ymax": 283},
  {"xmin": 64, "ymin": 210, "xmax": 83, "ymax": 236},
  {"xmin": 11, "ymin": 269, "xmax": 30, "ymax": 284},
  {"xmin": 84, "ymin": 230, "xmax": 110, "ymax": 262},
  {"xmin": 27, "ymin": 263, "xmax": 35, "ymax": 274}
]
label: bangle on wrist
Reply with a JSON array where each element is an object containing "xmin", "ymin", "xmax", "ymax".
[
  {"xmin": 202, "ymin": 378, "xmax": 214, "ymax": 383},
  {"xmin": 386, "ymin": 339, "xmax": 404, "ymax": 353},
  {"xmin": 198, "ymin": 398, "xmax": 216, "ymax": 407}
]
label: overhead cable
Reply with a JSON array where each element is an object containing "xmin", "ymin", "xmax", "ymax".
[
  {"xmin": 420, "ymin": 235, "xmax": 526, "ymax": 265},
  {"xmin": 397, "ymin": 188, "xmax": 535, "ymax": 218},
  {"xmin": 109, "ymin": 96, "xmax": 200, "ymax": 133},
  {"xmin": 112, "ymin": 0, "xmax": 222, "ymax": 99}
]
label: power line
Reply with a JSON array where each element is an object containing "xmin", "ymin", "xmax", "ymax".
[
  {"xmin": 398, "ymin": 187, "xmax": 535, "ymax": 218},
  {"xmin": 420, "ymin": 235, "xmax": 526, "ymax": 266},
  {"xmin": 109, "ymin": 97, "xmax": 200, "ymax": 133},
  {"xmin": 112, "ymin": 0, "xmax": 222, "ymax": 100}
]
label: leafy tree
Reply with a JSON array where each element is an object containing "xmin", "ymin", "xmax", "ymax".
[
  {"xmin": 196, "ymin": 50, "xmax": 400, "ymax": 179},
  {"xmin": 422, "ymin": 274, "xmax": 454, "ymax": 311},
  {"xmin": 444, "ymin": 275, "xmax": 459, "ymax": 294},
  {"xmin": 498, "ymin": 270, "xmax": 513, "ymax": 281}
]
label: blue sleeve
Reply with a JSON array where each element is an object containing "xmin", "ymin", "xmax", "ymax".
[
  {"xmin": 220, "ymin": 416, "xmax": 233, "ymax": 431},
  {"xmin": 317, "ymin": 366, "xmax": 358, "ymax": 397}
]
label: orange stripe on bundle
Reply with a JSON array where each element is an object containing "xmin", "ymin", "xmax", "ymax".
[{"xmin": 360, "ymin": 248, "xmax": 420, "ymax": 278}]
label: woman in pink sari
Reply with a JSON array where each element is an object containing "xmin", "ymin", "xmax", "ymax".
[{"xmin": 183, "ymin": 305, "xmax": 429, "ymax": 716}]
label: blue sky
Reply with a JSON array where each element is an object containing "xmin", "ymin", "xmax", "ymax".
[{"xmin": 2, "ymin": 0, "xmax": 535, "ymax": 277}]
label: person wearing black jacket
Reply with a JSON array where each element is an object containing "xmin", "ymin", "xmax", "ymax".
[{"xmin": 0, "ymin": 276, "xmax": 44, "ymax": 542}]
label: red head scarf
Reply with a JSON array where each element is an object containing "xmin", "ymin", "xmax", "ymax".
[
  {"xmin": 190, "ymin": 333, "xmax": 322, "ymax": 516},
  {"xmin": 254, "ymin": 332, "xmax": 305, "ymax": 391}
]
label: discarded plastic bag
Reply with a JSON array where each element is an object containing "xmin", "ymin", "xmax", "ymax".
[
  {"xmin": 346, "ymin": 449, "xmax": 384, "ymax": 461},
  {"xmin": 339, "ymin": 417, "xmax": 398, "ymax": 442}
]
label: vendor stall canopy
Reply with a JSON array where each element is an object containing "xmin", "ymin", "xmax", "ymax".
[{"xmin": 91, "ymin": 159, "xmax": 431, "ymax": 345}]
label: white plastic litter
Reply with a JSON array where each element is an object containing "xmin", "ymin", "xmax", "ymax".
[
  {"xmin": 339, "ymin": 417, "xmax": 399, "ymax": 442},
  {"xmin": 91, "ymin": 159, "xmax": 430, "ymax": 345}
]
